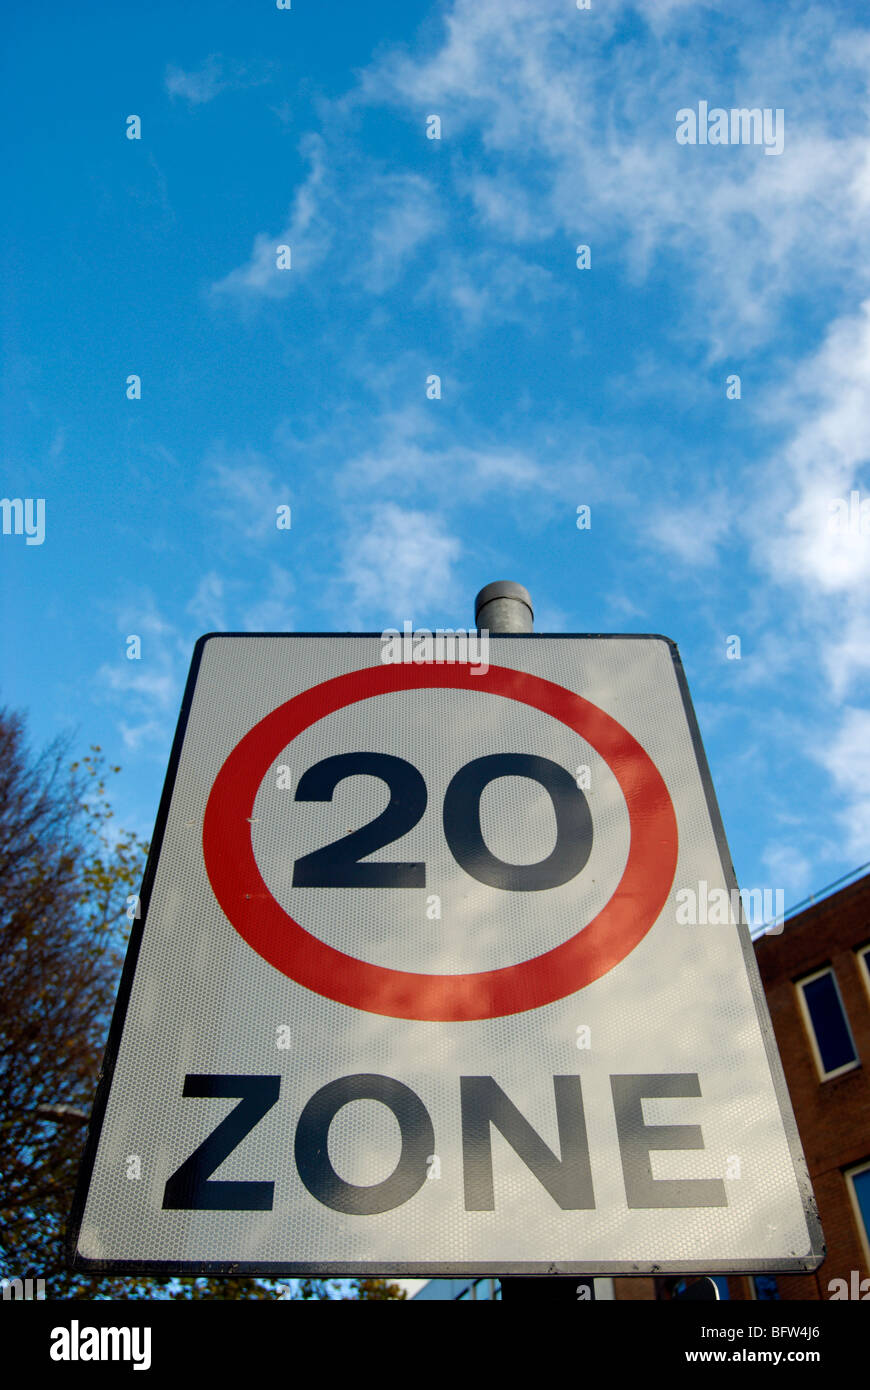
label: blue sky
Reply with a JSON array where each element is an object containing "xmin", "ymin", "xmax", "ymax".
[{"xmin": 2, "ymin": 0, "xmax": 869, "ymax": 920}]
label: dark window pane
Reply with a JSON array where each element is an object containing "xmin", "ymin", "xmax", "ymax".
[
  {"xmin": 802, "ymin": 972, "xmax": 856, "ymax": 1074},
  {"xmin": 753, "ymin": 1275, "xmax": 779, "ymax": 1300},
  {"xmin": 851, "ymin": 1167, "xmax": 870, "ymax": 1243}
]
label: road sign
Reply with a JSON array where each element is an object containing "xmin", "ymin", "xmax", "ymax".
[{"xmin": 69, "ymin": 633, "xmax": 824, "ymax": 1276}]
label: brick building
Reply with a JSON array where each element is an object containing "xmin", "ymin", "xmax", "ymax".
[{"xmin": 614, "ymin": 870, "xmax": 870, "ymax": 1302}]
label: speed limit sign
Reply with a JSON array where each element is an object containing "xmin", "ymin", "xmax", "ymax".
[{"xmin": 69, "ymin": 633, "xmax": 823, "ymax": 1276}]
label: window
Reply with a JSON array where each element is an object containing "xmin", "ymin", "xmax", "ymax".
[
  {"xmin": 750, "ymin": 1275, "xmax": 780, "ymax": 1300},
  {"xmin": 857, "ymin": 944, "xmax": 870, "ymax": 1001},
  {"xmin": 457, "ymin": 1279, "xmax": 499, "ymax": 1300},
  {"xmin": 845, "ymin": 1161, "xmax": 870, "ymax": 1270},
  {"xmin": 668, "ymin": 1277, "xmax": 727, "ymax": 1300},
  {"xmin": 796, "ymin": 967, "xmax": 859, "ymax": 1079}
]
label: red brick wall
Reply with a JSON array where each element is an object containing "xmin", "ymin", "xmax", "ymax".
[{"xmin": 755, "ymin": 874, "xmax": 870, "ymax": 1300}]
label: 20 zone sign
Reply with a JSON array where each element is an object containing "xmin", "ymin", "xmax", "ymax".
[{"xmin": 69, "ymin": 633, "xmax": 823, "ymax": 1278}]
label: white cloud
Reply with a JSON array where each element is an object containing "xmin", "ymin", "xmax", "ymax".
[
  {"xmin": 206, "ymin": 0, "xmax": 870, "ymax": 357},
  {"xmin": 211, "ymin": 137, "xmax": 442, "ymax": 304},
  {"xmin": 339, "ymin": 504, "xmax": 462, "ymax": 622},
  {"xmin": 242, "ymin": 565, "xmax": 294, "ymax": 632},
  {"xmin": 205, "ymin": 447, "xmax": 291, "ymax": 541},
  {"xmin": 185, "ymin": 564, "xmax": 293, "ymax": 635},
  {"xmin": 754, "ymin": 300, "xmax": 870, "ymax": 598},
  {"xmin": 165, "ymin": 55, "xmax": 274, "ymax": 106},
  {"xmin": 822, "ymin": 609, "xmax": 870, "ymax": 701},
  {"xmin": 815, "ymin": 708, "xmax": 870, "ymax": 863},
  {"xmin": 360, "ymin": 0, "xmax": 870, "ymax": 353},
  {"xmin": 420, "ymin": 249, "xmax": 554, "ymax": 330},
  {"xmin": 98, "ymin": 663, "xmax": 177, "ymax": 708},
  {"xmin": 742, "ymin": 297, "xmax": 870, "ymax": 861},
  {"xmin": 760, "ymin": 843, "xmax": 813, "ymax": 903},
  {"xmin": 187, "ymin": 572, "xmax": 227, "ymax": 632},
  {"xmin": 95, "ymin": 602, "xmax": 188, "ymax": 757},
  {"xmin": 96, "ymin": 607, "xmax": 182, "ymax": 710},
  {"xmin": 463, "ymin": 173, "xmax": 553, "ymax": 243},
  {"xmin": 740, "ymin": 308, "xmax": 870, "ymax": 846},
  {"xmin": 118, "ymin": 718, "xmax": 172, "ymax": 753},
  {"xmin": 645, "ymin": 496, "xmax": 731, "ymax": 567},
  {"xmin": 531, "ymin": 601, "xmax": 569, "ymax": 632},
  {"xmin": 333, "ymin": 404, "xmax": 555, "ymax": 514},
  {"xmin": 363, "ymin": 175, "xmax": 444, "ymax": 293},
  {"xmin": 165, "ymin": 55, "xmax": 230, "ymax": 105},
  {"xmin": 210, "ymin": 134, "xmax": 333, "ymax": 297},
  {"xmin": 742, "ymin": 302, "xmax": 870, "ymax": 721}
]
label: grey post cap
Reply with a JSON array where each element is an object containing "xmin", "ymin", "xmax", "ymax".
[{"xmin": 474, "ymin": 581, "xmax": 534, "ymax": 623}]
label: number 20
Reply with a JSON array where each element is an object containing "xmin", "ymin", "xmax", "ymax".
[{"xmin": 291, "ymin": 752, "xmax": 593, "ymax": 893}]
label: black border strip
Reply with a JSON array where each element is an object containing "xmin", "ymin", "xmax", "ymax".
[{"xmin": 67, "ymin": 632, "xmax": 825, "ymax": 1278}]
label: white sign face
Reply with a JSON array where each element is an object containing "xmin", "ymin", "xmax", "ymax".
[{"xmin": 69, "ymin": 634, "xmax": 823, "ymax": 1276}]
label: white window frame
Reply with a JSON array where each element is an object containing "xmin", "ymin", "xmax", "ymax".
[
  {"xmin": 795, "ymin": 966, "xmax": 859, "ymax": 1081},
  {"xmin": 844, "ymin": 1159, "xmax": 870, "ymax": 1273},
  {"xmin": 857, "ymin": 943, "xmax": 870, "ymax": 1004}
]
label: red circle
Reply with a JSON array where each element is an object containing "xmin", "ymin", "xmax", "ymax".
[{"xmin": 202, "ymin": 663, "xmax": 678, "ymax": 1021}]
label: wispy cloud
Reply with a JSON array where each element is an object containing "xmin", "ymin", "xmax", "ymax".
[
  {"xmin": 358, "ymin": 0, "xmax": 870, "ymax": 354},
  {"xmin": 185, "ymin": 565, "xmax": 294, "ymax": 635},
  {"xmin": 186, "ymin": 572, "xmax": 227, "ymax": 632},
  {"xmin": 335, "ymin": 404, "xmax": 548, "ymax": 501},
  {"xmin": 760, "ymin": 842, "xmax": 814, "ymax": 903},
  {"xmin": 362, "ymin": 174, "xmax": 444, "ymax": 293},
  {"xmin": 815, "ymin": 708, "xmax": 870, "ymax": 863},
  {"xmin": 95, "ymin": 602, "xmax": 187, "ymax": 754},
  {"xmin": 210, "ymin": 140, "xmax": 441, "ymax": 303},
  {"xmin": 739, "ymin": 300, "xmax": 870, "ymax": 728},
  {"xmin": 338, "ymin": 503, "xmax": 462, "ymax": 623},
  {"xmin": 210, "ymin": 134, "xmax": 333, "ymax": 298},
  {"xmin": 201, "ymin": 0, "xmax": 870, "ymax": 384},
  {"xmin": 420, "ymin": 249, "xmax": 554, "ymax": 330},
  {"xmin": 166, "ymin": 55, "xmax": 225, "ymax": 105},
  {"xmin": 204, "ymin": 446, "xmax": 292, "ymax": 542},
  {"xmin": 645, "ymin": 496, "xmax": 732, "ymax": 568},
  {"xmin": 242, "ymin": 565, "xmax": 294, "ymax": 632},
  {"xmin": 754, "ymin": 299, "xmax": 870, "ymax": 598},
  {"xmin": 165, "ymin": 54, "xmax": 274, "ymax": 106},
  {"xmin": 735, "ymin": 297, "xmax": 870, "ymax": 852}
]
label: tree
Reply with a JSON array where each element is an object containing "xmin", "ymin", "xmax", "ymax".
[
  {"xmin": 293, "ymin": 1279, "xmax": 407, "ymax": 1300},
  {"xmin": 353, "ymin": 1278, "xmax": 407, "ymax": 1300},
  {"xmin": 0, "ymin": 705, "xmax": 406, "ymax": 1301},
  {"xmin": 0, "ymin": 710, "xmax": 126, "ymax": 1290},
  {"xmin": 0, "ymin": 706, "xmax": 275, "ymax": 1298}
]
